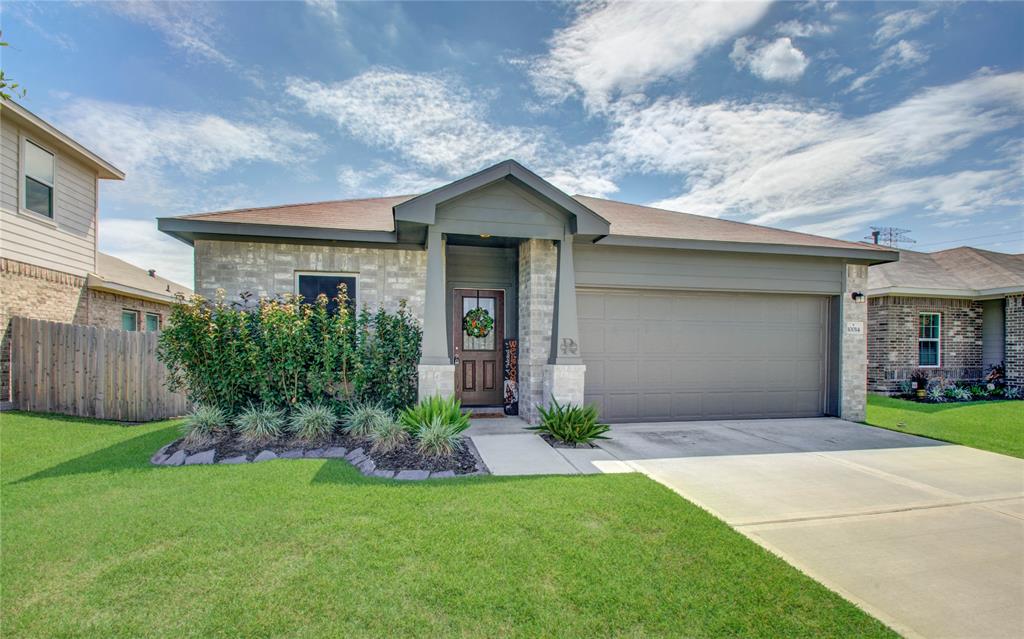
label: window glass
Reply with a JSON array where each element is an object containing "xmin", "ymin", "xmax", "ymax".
[
  {"xmin": 122, "ymin": 310, "xmax": 138, "ymax": 332},
  {"xmin": 25, "ymin": 177, "xmax": 53, "ymax": 217},
  {"xmin": 918, "ymin": 313, "xmax": 940, "ymax": 366},
  {"xmin": 145, "ymin": 313, "xmax": 160, "ymax": 332},
  {"xmin": 919, "ymin": 341, "xmax": 938, "ymax": 367},
  {"xmin": 297, "ymin": 274, "xmax": 357, "ymax": 314},
  {"xmin": 463, "ymin": 295, "xmax": 496, "ymax": 351},
  {"xmin": 26, "ymin": 141, "xmax": 54, "ymax": 184}
]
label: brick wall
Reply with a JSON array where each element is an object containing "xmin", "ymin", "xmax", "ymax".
[
  {"xmin": 841, "ymin": 264, "xmax": 868, "ymax": 421},
  {"xmin": 87, "ymin": 290, "xmax": 173, "ymax": 330},
  {"xmin": 517, "ymin": 239, "xmax": 556, "ymax": 423},
  {"xmin": 867, "ymin": 295, "xmax": 984, "ymax": 393},
  {"xmin": 194, "ymin": 240, "xmax": 427, "ymax": 319},
  {"xmin": 1007, "ymin": 294, "xmax": 1024, "ymax": 388}
]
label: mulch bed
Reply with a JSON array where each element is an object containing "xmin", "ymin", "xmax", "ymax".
[{"xmin": 162, "ymin": 431, "xmax": 483, "ymax": 475}]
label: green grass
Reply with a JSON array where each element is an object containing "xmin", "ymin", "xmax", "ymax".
[
  {"xmin": 867, "ymin": 394, "xmax": 1024, "ymax": 458},
  {"xmin": 1, "ymin": 412, "xmax": 893, "ymax": 638}
]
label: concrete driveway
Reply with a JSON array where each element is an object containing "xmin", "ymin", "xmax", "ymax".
[{"xmin": 596, "ymin": 418, "xmax": 1024, "ymax": 639}]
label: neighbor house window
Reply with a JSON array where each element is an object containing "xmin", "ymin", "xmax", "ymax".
[
  {"xmin": 296, "ymin": 272, "xmax": 357, "ymax": 314},
  {"xmin": 122, "ymin": 310, "xmax": 139, "ymax": 332},
  {"xmin": 24, "ymin": 140, "xmax": 55, "ymax": 218},
  {"xmin": 918, "ymin": 313, "xmax": 940, "ymax": 367},
  {"xmin": 145, "ymin": 313, "xmax": 161, "ymax": 332}
]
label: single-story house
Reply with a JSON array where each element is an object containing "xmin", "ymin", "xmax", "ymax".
[
  {"xmin": 867, "ymin": 247, "xmax": 1023, "ymax": 392},
  {"xmin": 159, "ymin": 160, "xmax": 897, "ymax": 423}
]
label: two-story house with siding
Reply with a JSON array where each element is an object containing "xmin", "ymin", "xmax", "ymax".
[{"xmin": 1, "ymin": 101, "xmax": 191, "ymax": 405}]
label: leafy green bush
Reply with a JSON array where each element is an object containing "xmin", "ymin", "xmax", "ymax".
[
  {"xmin": 344, "ymin": 401, "xmax": 392, "ymax": 438},
  {"xmin": 529, "ymin": 397, "xmax": 610, "ymax": 445},
  {"xmin": 1003, "ymin": 386, "xmax": 1022, "ymax": 400},
  {"xmin": 370, "ymin": 418, "xmax": 409, "ymax": 453},
  {"xmin": 157, "ymin": 290, "xmax": 421, "ymax": 414},
  {"xmin": 288, "ymin": 402, "xmax": 338, "ymax": 441},
  {"xmin": 235, "ymin": 404, "xmax": 286, "ymax": 445},
  {"xmin": 398, "ymin": 395, "xmax": 470, "ymax": 435},
  {"xmin": 180, "ymin": 404, "xmax": 229, "ymax": 447},
  {"xmin": 416, "ymin": 415, "xmax": 464, "ymax": 458}
]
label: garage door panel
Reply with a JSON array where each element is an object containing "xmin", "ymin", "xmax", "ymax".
[{"xmin": 579, "ymin": 289, "xmax": 828, "ymax": 422}]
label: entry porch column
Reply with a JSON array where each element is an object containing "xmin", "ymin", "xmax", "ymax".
[
  {"xmin": 544, "ymin": 227, "xmax": 586, "ymax": 409},
  {"xmin": 417, "ymin": 227, "xmax": 455, "ymax": 400}
]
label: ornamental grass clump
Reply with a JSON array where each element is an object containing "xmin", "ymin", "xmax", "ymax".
[
  {"xmin": 344, "ymin": 401, "xmax": 392, "ymax": 438},
  {"xmin": 398, "ymin": 395, "xmax": 470, "ymax": 435},
  {"xmin": 416, "ymin": 415, "xmax": 465, "ymax": 458},
  {"xmin": 235, "ymin": 404, "xmax": 286, "ymax": 445},
  {"xmin": 288, "ymin": 402, "xmax": 337, "ymax": 442},
  {"xmin": 180, "ymin": 405, "xmax": 229, "ymax": 447},
  {"xmin": 370, "ymin": 418, "xmax": 409, "ymax": 454},
  {"xmin": 529, "ymin": 397, "xmax": 610, "ymax": 446}
]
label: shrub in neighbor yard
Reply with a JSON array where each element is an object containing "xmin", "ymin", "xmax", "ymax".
[
  {"xmin": 235, "ymin": 404, "xmax": 287, "ymax": 445},
  {"xmin": 926, "ymin": 388, "xmax": 946, "ymax": 403},
  {"xmin": 288, "ymin": 402, "xmax": 338, "ymax": 441},
  {"xmin": 398, "ymin": 395, "xmax": 470, "ymax": 435},
  {"xmin": 369, "ymin": 418, "xmax": 409, "ymax": 454},
  {"xmin": 1002, "ymin": 386, "xmax": 1022, "ymax": 400},
  {"xmin": 529, "ymin": 397, "xmax": 610, "ymax": 446},
  {"xmin": 157, "ymin": 288, "xmax": 421, "ymax": 414},
  {"xmin": 416, "ymin": 415, "xmax": 465, "ymax": 458},
  {"xmin": 180, "ymin": 405, "xmax": 230, "ymax": 447},
  {"xmin": 344, "ymin": 401, "xmax": 392, "ymax": 438}
]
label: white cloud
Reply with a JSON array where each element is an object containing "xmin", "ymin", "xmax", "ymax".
[
  {"xmin": 99, "ymin": 218, "xmax": 194, "ymax": 288},
  {"xmin": 775, "ymin": 20, "xmax": 834, "ymax": 38},
  {"xmin": 731, "ymin": 37, "xmax": 810, "ymax": 82},
  {"xmin": 304, "ymin": 0, "xmax": 339, "ymax": 22},
  {"xmin": 874, "ymin": 8, "xmax": 936, "ymax": 44},
  {"xmin": 52, "ymin": 98, "xmax": 321, "ymax": 212},
  {"xmin": 336, "ymin": 162, "xmax": 443, "ymax": 197},
  {"xmin": 529, "ymin": 1, "xmax": 770, "ymax": 110},
  {"xmin": 847, "ymin": 40, "xmax": 929, "ymax": 93},
  {"xmin": 103, "ymin": 1, "xmax": 235, "ymax": 69},
  {"xmin": 606, "ymin": 71, "xmax": 1023, "ymax": 232},
  {"xmin": 826, "ymin": 65, "xmax": 854, "ymax": 84}
]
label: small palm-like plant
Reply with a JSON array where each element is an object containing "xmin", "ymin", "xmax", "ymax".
[
  {"xmin": 529, "ymin": 397, "xmax": 610, "ymax": 446},
  {"xmin": 180, "ymin": 404, "xmax": 229, "ymax": 447},
  {"xmin": 235, "ymin": 404, "xmax": 286, "ymax": 445},
  {"xmin": 344, "ymin": 401, "xmax": 391, "ymax": 438},
  {"xmin": 288, "ymin": 402, "xmax": 337, "ymax": 442},
  {"xmin": 370, "ymin": 418, "xmax": 409, "ymax": 454},
  {"xmin": 398, "ymin": 395, "xmax": 470, "ymax": 434},
  {"xmin": 416, "ymin": 415, "xmax": 465, "ymax": 458}
]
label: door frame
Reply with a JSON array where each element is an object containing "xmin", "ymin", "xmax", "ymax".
[{"xmin": 452, "ymin": 287, "xmax": 506, "ymax": 405}]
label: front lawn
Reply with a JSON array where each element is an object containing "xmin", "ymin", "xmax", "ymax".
[
  {"xmin": 0, "ymin": 412, "xmax": 893, "ymax": 638},
  {"xmin": 866, "ymin": 394, "xmax": 1024, "ymax": 459}
]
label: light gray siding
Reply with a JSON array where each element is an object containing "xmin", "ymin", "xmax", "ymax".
[
  {"xmin": 445, "ymin": 244, "xmax": 517, "ymax": 357},
  {"xmin": 434, "ymin": 180, "xmax": 567, "ymax": 240},
  {"xmin": 982, "ymin": 298, "xmax": 1006, "ymax": 370},
  {"xmin": 0, "ymin": 116, "xmax": 97, "ymax": 276},
  {"xmin": 574, "ymin": 243, "xmax": 845, "ymax": 295}
]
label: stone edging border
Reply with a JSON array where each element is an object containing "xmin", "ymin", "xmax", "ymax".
[{"xmin": 150, "ymin": 438, "xmax": 489, "ymax": 480}]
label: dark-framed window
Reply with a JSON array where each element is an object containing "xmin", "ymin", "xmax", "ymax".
[
  {"xmin": 296, "ymin": 272, "xmax": 357, "ymax": 315},
  {"xmin": 24, "ymin": 139, "xmax": 54, "ymax": 218},
  {"xmin": 918, "ymin": 312, "xmax": 940, "ymax": 367},
  {"xmin": 122, "ymin": 310, "xmax": 139, "ymax": 332}
]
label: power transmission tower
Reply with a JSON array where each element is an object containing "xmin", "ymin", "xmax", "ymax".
[{"xmin": 866, "ymin": 227, "xmax": 916, "ymax": 248}]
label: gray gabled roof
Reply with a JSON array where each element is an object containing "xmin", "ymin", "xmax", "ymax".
[
  {"xmin": 868, "ymin": 247, "xmax": 1024, "ymax": 298},
  {"xmin": 87, "ymin": 252, "xmax": 192, "ymax": 303}
]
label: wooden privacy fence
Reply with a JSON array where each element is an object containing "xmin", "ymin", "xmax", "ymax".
[{"xmin": 9, "ymin": 316, "xmax": 189, "ymax": 422}]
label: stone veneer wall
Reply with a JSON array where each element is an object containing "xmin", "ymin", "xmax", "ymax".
[
  {"xmin": 867, "ymin": 295, "xmax": 984, "ymax": 393},
  {"xmin": 1006, "ymin": 294, "xmax": 1024, "ymax": 388},
  {"xmin": 841, "ymin": 264, "xmax": 868, "ymax": 421},
  {"xmin": 517, "ymin": 239, "xmax": 556, "ymax": 423},
  {"xmin": 193, "ymin": 240, "xmax": 428, "ymax": 319}
]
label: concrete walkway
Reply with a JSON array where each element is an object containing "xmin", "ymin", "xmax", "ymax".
[
  {"xmin": 596, "ymin": 418, "xmax": 1024, "ymax": 639},
  {"xmin": 467, "ymin": 417, "xmax": 630, "ymax": 476}
]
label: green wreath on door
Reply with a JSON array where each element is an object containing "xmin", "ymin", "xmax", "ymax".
[{"xmin": 463, "ymin": 307, "xmax": 494, "ymax": 339}]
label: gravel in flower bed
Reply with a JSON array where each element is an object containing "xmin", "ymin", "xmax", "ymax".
[{"xmin": 155, "ymin": 431, "xmax": 486, "ymax": 477}]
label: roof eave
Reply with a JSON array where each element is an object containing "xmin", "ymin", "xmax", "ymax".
[
  {"xmin": 594, "ymin": 234, "xmax": 899, "ymax": 263},
  {"xmin": 868, "ymin": 285, "xmax": 1024, "ymax": 299},
  {"xmin": 86, "ymin": 274, "xmax": 181, "ymax": 304},
  {"xmin": 3, "ymin": 101, "xmax": 125, "ymax": 180},
  {"xmin": 157, "ymin": 217, "xmax": 399, "ymax": 247}
]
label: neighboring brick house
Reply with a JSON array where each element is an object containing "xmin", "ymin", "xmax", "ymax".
[
  {"xmin": 0, "ymin": 101, "xmax": 191, "ymax": 405},
  {"xmin": 867, "ymin": 247, "xmax": 1024, "ymax": 392}
]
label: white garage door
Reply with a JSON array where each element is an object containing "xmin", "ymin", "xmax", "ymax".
[{"xmin": 578, "ymin": 289, "xmax": 830, "ymax": 422}]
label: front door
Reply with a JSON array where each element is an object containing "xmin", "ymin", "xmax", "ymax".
[{"xmin": 454, "ymin": 289, "xmax": 504, "ymax": 405}]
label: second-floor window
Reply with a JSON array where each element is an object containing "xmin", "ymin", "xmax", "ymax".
[{"xmin": 25, "ymin": 140, "xmax": 55, "ymax": 218}]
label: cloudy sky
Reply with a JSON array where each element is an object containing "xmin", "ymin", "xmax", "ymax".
[{"xmin": 4, "ymin": 0, "xmax": 1022, "ymax": 286}]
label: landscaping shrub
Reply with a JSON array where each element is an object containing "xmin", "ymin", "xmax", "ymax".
[
  {"xmin": 529, "ymin": 397, "xmax": 610, "ymax": 445},
  {"xmin": 416, "ymin": 415, "xmax": 465, "ymax": 458},
  {"xmin": 180, "ymin": 405, "xmax": 230, "ymax": 447},
  {"xmin": 344, "ymin": 401, "xmax": 392, "ymax": 438},
  {"xmin": 288, "ymin": 402, "xmax": 338, "ymax": 442},
  {"xmin": 157, "ymin": 289, "xmax": 421, "ymax": 414},
  {"xmin": 369, "ymin": 418, "xmax": 409, "ymax": 453},
  {"xmin": 926, "ymin": 388, "xmax": 946, "ymax": 403},
  {"xmin": 235, "ymin": 404, "xmax": 286, "ymax": 445},
  {"xmin": 398, "ymin": 395, "xmax": 470, "ymax": 435},
  {"xmin": 1002, "ymin": 386, "xmax": 1022, "ymax": 400}
]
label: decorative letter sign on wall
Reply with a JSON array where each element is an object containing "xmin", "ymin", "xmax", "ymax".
[
  {"xmin": 846, "ymin": 321, "xmax": 864, "ymax": 335},
  {"xmin": 503, "ymin": 338, "xmax": 518, "ymax": 416}
]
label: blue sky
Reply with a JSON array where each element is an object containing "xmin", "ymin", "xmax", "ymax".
[{"xmin": 4, "ymin": 0, "xmax": 1022, "ymax": 286}]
